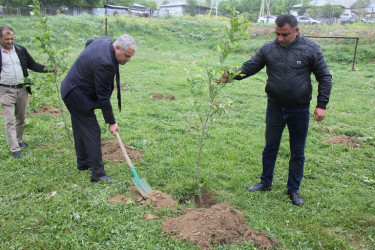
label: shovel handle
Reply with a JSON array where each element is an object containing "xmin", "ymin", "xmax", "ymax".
[{"xmin": 115, "ymin": 132, "xmax": 133, "ymax": 168}]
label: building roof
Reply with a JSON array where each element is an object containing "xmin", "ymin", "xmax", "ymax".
[{"xmin": 160, "ymin": 2, "xmax": 189, "ymax": 7}]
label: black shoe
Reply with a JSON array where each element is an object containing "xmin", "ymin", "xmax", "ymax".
[
  {"xmin": 78, "ymin": 166, "xmax": 91, "ymax": 171},
  {"xmin": 91, "ymin": 175, "xmax": 118, "ymax": 183},
  {"xmin": 12, "ymin": 151, "xmax": 21, "ymax": 158},
  {"xmin": 288, "ymin": 190, "xmax": 304, "ymax": 206},
  {"xmin": 247, "ymin": 182, "xmax": 272, "ymax": 192},
  {"xmin": 18, "ymin": 142, "xmax": 28, "ymax": 148}
]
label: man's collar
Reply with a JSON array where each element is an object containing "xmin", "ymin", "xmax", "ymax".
[{"xmin": 0, "ymin": 45, "xmax": 14, "ymax": 53}]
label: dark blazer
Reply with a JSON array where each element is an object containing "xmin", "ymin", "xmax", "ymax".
[
  {"xmin": 61, "ymin": 36, "xmax": 118, "ymax": 124},
  {"xmin": 0, "ymin": 44, "xmax": 47, "ymax": 94}
]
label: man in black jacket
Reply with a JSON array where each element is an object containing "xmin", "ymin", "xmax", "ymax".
[
  {"xmin": 0, "ymin": 26, "xmax": 57, "ymax": 158},
  {"xmin": 61, "ymin": 34, "xmax": 136, "ymax": 183},
  {"xmin": 218, "ymin": 14, "xmax": 332, "ymax": 206}
]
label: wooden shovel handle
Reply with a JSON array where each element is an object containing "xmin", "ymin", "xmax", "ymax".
[{"xmin": 115, "ymin": 132, "xmax": 133, "ymax": 168}]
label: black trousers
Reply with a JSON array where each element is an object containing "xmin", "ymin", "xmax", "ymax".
[{"xmin": 63, "ymin": 88, "xmax": 106, "ymax": 180}]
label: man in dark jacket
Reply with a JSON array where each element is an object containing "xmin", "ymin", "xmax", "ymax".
[
  {"xmin": 61, "ymin": 34, "xmax": 136, "ymax": 183},
  {"xmin": 0, "ymin": 26, "xmax": 57, "ymax": 158},
  {"xmin": 218, "ymin": 14, "xmax": 332, "ymax": 206}
]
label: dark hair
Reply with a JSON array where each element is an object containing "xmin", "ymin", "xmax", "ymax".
[
  {"xmin": 275, "ymin": 14, "xmax": 298, "ymax": 29},
  {"xmin": 0, "ymin": 26, "xmax": 14, "ymax": 38}
]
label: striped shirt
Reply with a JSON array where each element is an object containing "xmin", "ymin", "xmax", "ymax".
[{"xmin": 0, "ymin": 46, "xmax": 24, "ymax": 85}]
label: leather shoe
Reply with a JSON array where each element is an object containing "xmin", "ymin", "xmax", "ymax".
[
  {"xmin": 91, "ymin": 175, "xmax": 118, "ymax": 183},
  {"xmin": 12, "ymin": 151, "xmax": 21, "ymax": 158},
  {"xmin": 288, "ymin": 190, "xmax": 304, "ymax": 206},
  {"xmin": 247, "ymin": 182, "xmax": 272, "ymax": 192},
  {"xmin": 78, "ymin": 166, "xmax": 91, "ymax": 171},
  {"xmin": 18, "ymin": 142, "xmax": 28, "ymax": 148}
]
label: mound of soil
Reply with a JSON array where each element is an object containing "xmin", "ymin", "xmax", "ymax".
[
  {"xmin": 141, "ymin": 190, "xmax": 178, "ymax": 208},
  {"xmin": 323, "ymin": 135, "xmax": 361, "ymax": 148},
  {"xmin": 101, "ymin": 140, "xmax": 143, "ymax": 163},
  {"xmin": 150, "ymin": 93, "xmax": 176, "ymax": 100},
  {"xmin": 162, "ymin": 203, "xmax": 281, "ymax": 249}
]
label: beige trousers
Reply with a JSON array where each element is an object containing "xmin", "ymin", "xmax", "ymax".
[{"xmin": 0, "ymin": 86, "xmax": 28, "ymax": 152}]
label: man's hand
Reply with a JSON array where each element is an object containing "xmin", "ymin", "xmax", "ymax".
[
  {"xmin": 50, "ymin": 67, "xmax": 59, "ymax": 74},
  {"xmin": 215, "ymin": 71, "xmax": 229, "ymax": 83},
  {"xmin": 109, "ymin": 123, "xmax": 119, "ymax": 136},
  {"xmin": 313, "ymin": 107, "xmax": 326, "ymax": 121}
]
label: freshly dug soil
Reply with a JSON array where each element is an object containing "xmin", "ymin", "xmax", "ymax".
[
  {"xmin": 101, "ymin": 139, "xmax": 143, "ymax": 163},
  {"xmin": 141, "ymin": 190, "xmax": 178, "ymax": 208},
  {"xmin": 323, "ymin": 135, "xmax": 361, "ymax": 148},
  {"xmin": 162, "ymin": 203, "xmax": 281, "ymax": 249}
]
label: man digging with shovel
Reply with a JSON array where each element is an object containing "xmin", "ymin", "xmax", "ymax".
[{"xmin": 61, "ymin": 34, "xmax": 136, "ymax": 183}]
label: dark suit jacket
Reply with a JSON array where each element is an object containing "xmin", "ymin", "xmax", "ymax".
[{"xmin": 61, "ymin": 36, "xmax": 118, "ymax": 124}]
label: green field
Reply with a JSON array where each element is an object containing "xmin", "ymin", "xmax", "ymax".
[{"xmin": 1, "ymin": 14, "xmax": 374, "ymax": 249}]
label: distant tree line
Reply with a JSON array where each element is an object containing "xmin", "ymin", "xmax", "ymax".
[
  {"xmin": 0, "ymin": 0, "xmax": 368, "ymax": 18},
  {"xmin": 0, "ymin": 0, "xmax": 158, "ymax": 8}
]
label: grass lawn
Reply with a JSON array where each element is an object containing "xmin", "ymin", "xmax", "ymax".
[{"xmin": 0, "ymin": 14, "xmax": 374, "ymax": 249}]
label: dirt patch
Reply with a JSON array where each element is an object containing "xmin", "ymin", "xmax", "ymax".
[
  {"xmin": 150, "ymin": 93, "xmax": 177, "ymax": 101},
  {"xmin": 141, "ymin": 190, "xmax": 178, "ymax": 208},
  {"xmin": 108, "ymin": 194, "xmax": 129, "ymax": 204},
  {"xmin": 323, "ymin": 135, "xmax": 361, "ymax": 148},
  {"xmin": 101, "ymin": 140, "xmax": 143, "ymax": 163},
  {"xmin": 248, "ymin": 27, "xmax": 274, "ymax": 37},
  {"xmin": 30, "ymin": 104, "xmax": 61, "ymax": 116},
  {"xmin": 180, "ymin": 192, "xmax": 216, "ymax": 208},
  {"xmin": 163, "ymin": 203, "xmax": 281, "ymax": 249},
  {"xmin": 145, "ymin": 214, "xmax": 160, "ymax": 221}
]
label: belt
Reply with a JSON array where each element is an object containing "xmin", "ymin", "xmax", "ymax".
[{"xmin": 0, "ymin": 83, "xmax": 25, "ymax": 89}]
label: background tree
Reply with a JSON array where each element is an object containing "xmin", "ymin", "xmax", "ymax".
[
  {"xmin": 270, "ymin": 0, "xmax": 297, "ymax": 15},
  {"xmin": 298, "ymin": 1, "xmax": 311, "ymax": 16},
  {"xmin": 351, "ymin": 0, "xmax": 370, "ymax": 8},
  {"xmin": 238, "ymin": 0, "xmax": 261, "ymax": 21},
  {"xmin": 0, "ymin": 0, "xmax": 30, "ymax": 7},
  {"xmin": 186, "ymin": 0, "xmax": 197, "ymax": 16},
  {"xmin": 308, "ymin": 4, "xmax": 343, "ymax": 18}
]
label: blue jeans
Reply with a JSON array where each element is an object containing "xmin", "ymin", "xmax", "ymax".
[{"xmin": 260, "ymin": 103, "xmax": 309, "ymax": 191}]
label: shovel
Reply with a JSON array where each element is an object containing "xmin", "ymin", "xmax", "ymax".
[{"xmin": 115, "ymin": 132, "xmax": 153, "ymax": 199}]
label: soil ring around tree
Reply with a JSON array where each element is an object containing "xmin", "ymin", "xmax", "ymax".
[
  {"xmin": 150, "ymin": 93, "xmax": 177, "ymax": 101},
  {"xmin": 323, "ymin": 135, "xmax": 361, "ymax": 148},
  {"xmin": 101, "ymin": 139, "xmax": 143, "ymax": 163}
]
